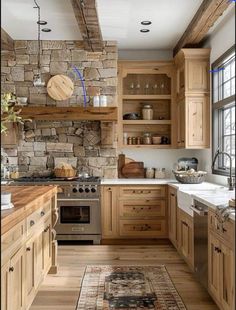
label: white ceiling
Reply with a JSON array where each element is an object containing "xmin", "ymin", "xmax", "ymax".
[
  {"xmin": 97, "ymin": 0, "xmax": 203, "ymax": 49},
  {"xmin": 2, "ymin": 0, "xmax": 211, "ymax": 50},
  {"xmin": 1, "ymin": 0, "xmax": 82, "ymax": 40}
]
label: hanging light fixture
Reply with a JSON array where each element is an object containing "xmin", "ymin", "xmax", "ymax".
[{"xmin": 33, "ymin": 0, "xmax": 48, "ymax": 87}]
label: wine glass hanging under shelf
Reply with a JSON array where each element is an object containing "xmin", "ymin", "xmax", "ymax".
[{"xmin": 124, "ymin": 74, "xmax": 171, "ymax": 95}]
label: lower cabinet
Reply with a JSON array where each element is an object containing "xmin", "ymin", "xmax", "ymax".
[
  {"xmin": 1, "ymin": 247, "xmax": 25, "ymax": 310},
  {"xmin": 1, "ymin": 211, "xmax": 53, "ymax": 310},
  {"xmin": 177, "ymin": 208, "xmax": 194, "ymax": 269},
  {"xmin": 101, "ymin": 185, "xmax": 168, "ymax": 239},
  {"xmin": 168, "ymin": 186, "xmax": 178, "ymax": 247},
  {"xmin": 101, "ymin": 186, "xmax": 119, "ymax": 238},
  {"xmin": 208, "ymin": 210, "xmax": 235, "ymax": 310}
]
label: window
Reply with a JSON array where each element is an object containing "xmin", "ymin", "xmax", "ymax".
[{"xmin": 212, "ymin": 45, "xmax": 235, "ymax": 176}]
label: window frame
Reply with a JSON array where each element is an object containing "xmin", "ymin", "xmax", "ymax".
[{"xmin": 212, "ymin": 45, "xmax": 235, "ymax": 177}]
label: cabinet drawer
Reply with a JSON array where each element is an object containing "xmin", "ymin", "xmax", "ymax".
[
  {"xmin": 1, "ymin": 221, "xmax": 25, "ymax": 266},
  {"xmin": 26, "ymin": 202, "xmax": 51, "ymax": 235},
  {"xmin": 208, "ymin": 210, "xmax": 234, "ymax": 246},
  {"xmin": 119, "ymin": 199, "xmax": 166, "ymax": 218},
  {"xmin": 119, "ymin": 186, "xmax": 166, "ymax": 199},
  {"xmin": 119, "ymin": 219, "xmax": 167, "ymax": 238}
]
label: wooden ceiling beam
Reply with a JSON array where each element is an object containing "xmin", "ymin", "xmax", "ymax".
[
  {"xmin": 70, "ymin": 0, "xmax": 104, "ymax": 52},
  {"xmin": 1, "ymin": 28, "xmax": 14, "ymax": 51},
  {"xmin": 173, "ymin": 0, "xmax": 231, "ymax": 56}
]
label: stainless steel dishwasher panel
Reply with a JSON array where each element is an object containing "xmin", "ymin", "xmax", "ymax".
[{"xmin": 191, "ymin": 200, "xmax": 208, "ymax": 290}]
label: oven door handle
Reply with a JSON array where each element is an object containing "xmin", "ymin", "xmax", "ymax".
[
  {"xmin": 190, "ymin": 205, "xmax": 208, "ymax": 216},
  {"xmin": 57, "ymin": 198, "xmax": 100, "ymax": 202}
]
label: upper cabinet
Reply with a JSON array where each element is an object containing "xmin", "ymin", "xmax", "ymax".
[
  {"xmin": 118, "ymin": 61, "xmax": 177, "ymax": 149},
  {"xmin": 174, "ymin": 49, "xmax": 211, "ymax": 149}
]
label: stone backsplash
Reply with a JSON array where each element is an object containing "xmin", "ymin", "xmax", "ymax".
[
  {"xmin": 4, "ymin": 120, "xmax": 118, "ymax": 178},
  {"xmin": 1, "ymin": 40, "xmax": 118, "ymax": 178},
  {"xmin": 1, "ymin": 40, "xmax": 117, "ymax": 106}
]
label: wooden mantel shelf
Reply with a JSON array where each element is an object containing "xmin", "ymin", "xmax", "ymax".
[{"xmin": 16, "ymin": 106, "xmax": 118, "ymax": 121}]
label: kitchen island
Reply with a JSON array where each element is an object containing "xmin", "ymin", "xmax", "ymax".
[{"xmin": 1, "ymin": 185, "xmax": 58, "ymax": 310}]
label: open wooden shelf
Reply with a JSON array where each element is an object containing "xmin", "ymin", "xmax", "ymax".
[
  {"xmin": 15, "ymin": 106, "xmax": 118, "ymax": 121},
  {"xmin": 122, "ymin": 120, "xmax": 172, "ymax": 125},
  {"xmin": 120, "ymin": 144, "xmax": 172, "ymax": 149},
  {"xmin": 122, "ymin": 95, "xmax": 171, "ymax": 100}
]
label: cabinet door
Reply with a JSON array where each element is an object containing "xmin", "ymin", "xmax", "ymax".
[
  {"xmin": 187, "ymin": 60, "xmax": 209, "ymax": 92},
  {"xmin": 177, "ymin": 100, "xmax": 185, "ymax": 147},
  {"xmin": 220, "ymin": 243, "xmax": 235, "ymax": 310},
  {"xmin": 1, "ymin": 261, "xmax": 10, "ymax": 310},
  {"xmin": 186, "ymin": 96, "xmax": 210, "ymax": 148},
  {"xmin": 168, "ymin": 187, "xmax": 178, "ymax": 247},
  {"xmin": 178, "ymin": 210, "xmax": 194, "ymax": 268},
  {"xmin": 43, "ymin": 219, "xmax": 51, "ymax": 273},
  {"xmin": 25, "ymin": 238, "xmax": 36, "ymax": 305},
  {"xmin": 208, "ymin": 233, "xmax": 221, "ymax": 303},
  {"xmin": 101, "ymin": 186, "xmax": 118, "ymax": 238},
  {"xmin": 35, "ymin": 231, "xmax": 43, "ymax": 287},
  {"xmin": 8, "ymin": 247, "xmax": 25, "ymax": 310}
]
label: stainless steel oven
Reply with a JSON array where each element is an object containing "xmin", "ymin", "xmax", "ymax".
[{"xmin": 56, "ymin": 198, "xmax": 101, "ymax": 242}]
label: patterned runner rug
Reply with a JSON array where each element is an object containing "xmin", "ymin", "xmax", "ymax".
[{"xmin": 76, "ymin": 265, "xmax": 186, "ymax": 309}]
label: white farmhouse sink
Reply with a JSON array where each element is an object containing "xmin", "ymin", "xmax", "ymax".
[{"xmin": 177, "ymin": 184, "xmax": 230, "ymax": 217}]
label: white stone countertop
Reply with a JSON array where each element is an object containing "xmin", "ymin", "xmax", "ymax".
[
  {"xmin": 101, "ymin": 178, "xmax": 176, "ymax": 185},
  {"xmin": 101, "ymin": 179, "xmax": 235, "ymax": 221}
]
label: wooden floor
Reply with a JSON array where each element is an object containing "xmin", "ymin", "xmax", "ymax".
[{"xmin": 30, "ymin": 244, "xmax": 218, "ymax": 310}]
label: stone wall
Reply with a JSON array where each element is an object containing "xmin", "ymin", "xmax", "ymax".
[{"xmin": 1, "ymin": 40, "xmax": 118, "ymax": 178}]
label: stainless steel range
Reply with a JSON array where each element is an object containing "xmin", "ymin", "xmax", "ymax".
[{"xmin": 11, "ymin": 176, "xmax": 101, "ymax": 244}]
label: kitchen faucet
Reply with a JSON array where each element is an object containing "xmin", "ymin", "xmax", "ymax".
[{"xmin": 212, "ymin": 148, "xmax": 235, "ymax": 190}]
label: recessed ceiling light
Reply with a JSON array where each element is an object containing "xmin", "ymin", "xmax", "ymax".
[
  {"xmin": 37, "ymin": 20, "xmax": 47, "ymax": 25},
  {"xmin": 140, "ymin": 29, "xmax": 150, "ymax": 33},
  {"xmin": 141, "ymin": 21, "xmax": 152, "ymax": 25},
  {"xmin": 41, "ymin": 28, "xmax": 51, "ymax": 32}
]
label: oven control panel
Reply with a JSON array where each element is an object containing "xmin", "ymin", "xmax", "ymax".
[{"xmin": 59, "ymin": 184, "xmax": 100, "ymax": 199}]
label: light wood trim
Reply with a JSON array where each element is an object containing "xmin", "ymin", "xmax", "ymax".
[
  {"xmin": 173, "ymin": 0, "xmax": 231, "ymax": 55},
  {"xmin": 1, "ymin": 28, "xmax": 14, "ymax": 51},
  {"xmin": 122, "ymin": 120, "xmax": 172, "ymax": 125},
  {"xmin": 70, "ymin": 0, "xmax": 103, "ymax": 51},
  {"xmin": 168, "ymin": 186, "xmax": 178, "ymax": 248},
  {"xmin": 122, "ymin": 95, "xmax": 171, "ymax": 100},
  {"xmin": 14, "ymin": 106, "xmax": 118, "ymax": 121}
]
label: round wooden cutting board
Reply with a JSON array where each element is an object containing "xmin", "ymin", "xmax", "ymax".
[{"xmin": 47, "ymin": 75, "xmax": 74, "ymax": 101}]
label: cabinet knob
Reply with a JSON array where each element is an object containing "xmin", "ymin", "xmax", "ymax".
[
  {"xmin": 9, "ymin": 267, "xmax": 14, "ymax": 272},
  {"xmin": 170, "ymin": 193, "xmax": 175, "ymax": 197},
  {"xmin": 181, "ymin": 140, "xmax": 185, "ymax": 143},
  {"xmin": 26, "ymin": 247, "xmax": 31, "ymax": 251},
  {"xmin": 222, "ymin": 227, "xmax": 227, "ymax": 233},
  {"xmin": 44, "ymin": 225, "xmax": 50, "ymax": 233},
  {"xmin": 30, "ymin": 220, "xmax": 35, "ymax": 227},
  {"xmin": 40, "ymin": 211, "xmax": 45, "ymax": 217}
]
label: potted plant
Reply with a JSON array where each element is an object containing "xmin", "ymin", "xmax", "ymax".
[
  {"xmin": 1, "ymin": 93, "xmax": 30, "ymax": 209},
  {"xmin": 1, "ymin": 93, "xmax": 24, "ymax": 133}
]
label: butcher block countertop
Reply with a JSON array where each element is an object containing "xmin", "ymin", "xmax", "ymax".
[{"xmin": 1, "ymin": 185, "xmax": 57, "ymax": 235}]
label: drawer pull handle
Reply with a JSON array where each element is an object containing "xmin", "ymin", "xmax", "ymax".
[
  {"xmin": 222, "ymin": 227, "xmax": 227, "ymax": 233},
  {"xmin": 40, "ymin": 211, "xmax": 45, "ymax": 217},
  {"xmin": 182, "ymin": 221, "xmax": 188, "ymax": 226},
  {"xmin": 44, "ymin": 225, "xmax": 50, "ymax": 233},
  {"xmin": 170, "ymin": 193, "xmax": 175, "ymax": 197},
  {"xmin": 26, "ymin": 247, "xmax": 31, "ymax": 251},
  {"xmin": 9, "ymin": 267, "xmax": 14, "ymax": 272},
  {"xmin": 30, "ymin": 220, "xmax": 35, "ymax": 227}
]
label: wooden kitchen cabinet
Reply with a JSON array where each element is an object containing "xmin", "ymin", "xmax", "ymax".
[
  {"xmin": 177, "ymin": 208, "xmax": 194, "ymax": 269},
  {"xmin": 8, "ymin": 247, "xmax": 25, "ymax": 310},
  {"xmin": 101, "ymin": 185, "xmax": 168, "ymax": 240},
  {"xmin": 168, "ymin": 186, "xmax": 178, "ymax": 248},
  {"xmin": 1, "ymin": 186, "xmax": 58, "ymax": 310},
  {"xmin": 174, "ymin": 48, "xmax": 210, "ymax": 149},
  {"xmin": 118, "ymin": 61, "xmax": 176, "ymax": 149},
  {"xmin": 101, "ymin": 186, "xmax": 119, "ymax": 238},
  {"xmin": 208, "ymin": 210, "xmax": 235, "ymax": 310}
]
